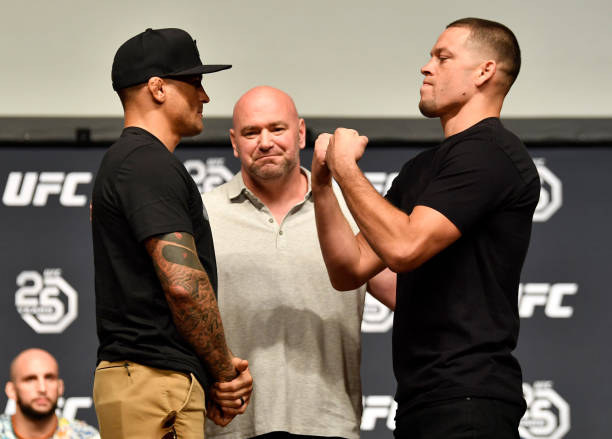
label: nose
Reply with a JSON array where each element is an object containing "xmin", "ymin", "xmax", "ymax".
[
  {"xmin": 36, "ymin": 377, "xmax": 47, "ymax": 393},
  {"xmin": 421, "ymin": 58, "xmax": 433, "ymax": 76},
  {"xmin": 199, "ymin": 85, "xmax": 210, "ymax": 103},
  {"xmin": 259, "ymin": 129, "xmax": 273, "ymax": 148}
]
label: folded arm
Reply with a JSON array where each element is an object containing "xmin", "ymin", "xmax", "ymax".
[
  {"xmin": 315, "ymin": 129, "xmax": 461, "ymax": 276},
  {"xmin": 312, "ymin": 133, "xmax": 386, "ymax": 290}
]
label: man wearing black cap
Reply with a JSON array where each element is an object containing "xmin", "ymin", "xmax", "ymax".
[{"xmin": 91, "ymin": 28, "xmax": 252, "ymax": 438}]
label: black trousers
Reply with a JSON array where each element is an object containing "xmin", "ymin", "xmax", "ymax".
[
  {"xmin": 253, "ymin": 433, "xmax": 346, "ymax": 439},
  {"xmin": 394, "ymin": 397, "xmax": 525, "ymax": 439}
]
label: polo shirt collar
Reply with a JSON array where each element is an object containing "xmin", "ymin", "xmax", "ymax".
[{"xmin": 226, "ymin": 167, "xmax": 313, "ymax": 204}]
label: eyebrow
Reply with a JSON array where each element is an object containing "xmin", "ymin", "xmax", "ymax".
[
  {"xmin": 431, "ymin": 47, "xmax": 453, "ymax": 57},
  {"xmin": 240, "ymin": 121, "xmax": 288, "ymax": 132},
  {"xmin": 20, "ymin": 372, "xmax": 57, "ymax": 380}
]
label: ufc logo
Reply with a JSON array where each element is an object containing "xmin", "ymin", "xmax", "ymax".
[
  {"xmin": 2, "ymin": 172, "xmax": 92, "ymax": 206},
  {"xmin": 518, "ymin": 283, "xmax": 577, "ymax": 318}
]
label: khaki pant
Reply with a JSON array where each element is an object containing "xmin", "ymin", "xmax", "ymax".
[{"xmin": 93, "ymin": 360, "xmax": 206, "ymax": 439}]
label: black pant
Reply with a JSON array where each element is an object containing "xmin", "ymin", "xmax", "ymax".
[
  {"xmin": 253, "ymin": 433, "xmax": 346, "ymax": 439},
  {"xmin": 394, "ymin": 397, "xmax": 525, "ymax": 439}
]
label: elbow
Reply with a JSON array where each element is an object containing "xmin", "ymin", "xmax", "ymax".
[
  {"xmin": 330, "ymin": 275, "xmax": 364, "ymax": 292},
  {"xmin": 383, "ymin": 243, "xmax": 424, "ymax": 273},
  {"xmin": 327, "ymin": 263, "xmax": 368, "ymax": 291},
  {"xmin": 164, "ymin": 282, "xmax": 198, "ymax": 304}
]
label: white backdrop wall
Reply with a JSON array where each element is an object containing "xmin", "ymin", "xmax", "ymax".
[{"xmin": 1, "ymin": 0, "xmax": 611, "ymax": 118}]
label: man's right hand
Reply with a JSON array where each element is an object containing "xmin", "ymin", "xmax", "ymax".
[
  {"xmin": 206, "ymin": 399, "xmax": 234, "ymax": 427},
  {"xmin": 312, "ymin": 133, "xmax": 333, "ymax": 188}
]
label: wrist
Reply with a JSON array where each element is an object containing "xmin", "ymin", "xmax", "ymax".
[{"xmin": 332, "ymin": 158, "xmax": 359, "ymax": 186}]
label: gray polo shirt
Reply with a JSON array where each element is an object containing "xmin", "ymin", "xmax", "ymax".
[{"xmin": 203, "ymin": 168, "xmax": 365, "ymax": 439}]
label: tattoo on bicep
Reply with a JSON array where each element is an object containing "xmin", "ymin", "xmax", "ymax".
[
  {"xmin": 162, "ymin": 231, "xmax": 193, "ymax": 247},
  {"xmin": 162, "ymin": 244, "xmax": 202, "ymax": 270}
]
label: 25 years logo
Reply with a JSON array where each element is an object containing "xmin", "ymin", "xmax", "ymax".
[
  {"xmin": 184, "ymin": 158, "xmax": 235, "ymax": 194},
  {"xmin": 15, "ymin": 269, "xmax": 78, "ymax": 334},
  {"xmin": 361, "ymin": 292, "xmax": 394, "ymax": 333},
  {"xmin": 533, "ymin": 159, "xmax": 562, "ymax": 222},
  {"xmin": 520, "ymin": 381, "xmax": 570, "ymax": 439}
]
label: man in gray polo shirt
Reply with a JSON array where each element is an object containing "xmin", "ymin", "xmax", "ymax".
[{"xmin": 203, "ymin": 86, "xmax": 395, "ymax": 439}]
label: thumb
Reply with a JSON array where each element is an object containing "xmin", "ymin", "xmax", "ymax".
[{"xmin": 234, "ymin": 358, "xmax": 249, "ymax": 372}]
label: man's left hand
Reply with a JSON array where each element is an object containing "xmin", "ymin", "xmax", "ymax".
[{"xmin": 210, "ymin": 357, "xmax": 253, "ymax": 415}]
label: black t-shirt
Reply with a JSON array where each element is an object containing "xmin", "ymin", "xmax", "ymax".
[
  {"xmin": 91, "ymin": 127, "xmax": 217, "ymax": 389},
  {"xmin": 385, "ymin": 118, "xmax": 540, "ymax": 417}
]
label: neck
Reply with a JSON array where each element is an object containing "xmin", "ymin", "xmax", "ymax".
[
  {"xmin": 241, "ymin": 166, "xmax": 308, "ymax": 223},
  {"xmin": 440, "ymin": 95, "xmax": 503, "ymax": 138},
  {"xmin": 12, "ymin": 413, "xmax": 58, "ymax": 439},
  {"xmin": 123, "ymin": 112, "xmax": 180, "ymax": 152}
]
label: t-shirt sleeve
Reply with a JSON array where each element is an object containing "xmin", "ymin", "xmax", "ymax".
[
  {"xmin": 418, "ymin": 140, "xmax": 518, "ymax": 233},
  {"xmin": 385, "ymin": 159, "xmax": 412, "ymax": 207},
  {"xmin": 114, "ymin": 148, "xmax": 194, "ymax": 242}
]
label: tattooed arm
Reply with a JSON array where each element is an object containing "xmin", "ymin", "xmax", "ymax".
[{"xmin": 144, "ymin": 231, "xmax": 236, "ymax": 382}]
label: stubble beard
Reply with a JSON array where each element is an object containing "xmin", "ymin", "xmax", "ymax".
[
  {"xmin": 418, "ymin": 98, "xmax": 439, "ymax": 118},
  {"xmin": 181, "ymin": 117, "xmax": 203, "ymax": 138},
  {"xmin": 17, "ymin": 398, "xmax": 57, "ymax": 421},
  {"xmin": 250, "ymin": 156, "xmax": 296, "ymax": 180}
]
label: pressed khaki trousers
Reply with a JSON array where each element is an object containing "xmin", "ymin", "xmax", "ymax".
[{"xmin": 94, "ymin": 360, "xmax": 206, "ymax": 439}]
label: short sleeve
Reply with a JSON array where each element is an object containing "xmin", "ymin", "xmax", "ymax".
[
  {"xmin": 114, "ymin": 147, "xmax": 194, "ymax": 242},
  {"xmin": 385, "ymin": 160, "xmax": 413, "ymax": 208},
  {"xmin": 418, "ymin": 140, "xmax": 519, "ymax": 233}
]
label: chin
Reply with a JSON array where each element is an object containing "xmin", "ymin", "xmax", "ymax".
[
  {"xmin": 418, "ymin": 101, "xmax": 439, "ymax": 118},
  {"xmin": 182, "ymin": 124, "xmax": 203, "ymax": 138},
  {"xmin": 19, "ymin": 402, "xmax": 57, "ymax": 420}
]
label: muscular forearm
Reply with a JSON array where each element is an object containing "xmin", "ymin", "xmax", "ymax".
[
  {"xmin": 164, "ymin": 275, "xmax": 236, "ymax": 382},
  {"xmin": 146, "ymin": 234, "xmax": 236, "ymax": 382},
  {"xmin": 332, "ymin": 161, "xmax": 418, "ymax": 272},
  {"xmin": 313, "ymin": 182, "xmax": 380, "ymax": 289}
]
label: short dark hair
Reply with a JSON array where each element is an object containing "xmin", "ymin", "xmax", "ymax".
[{"xmin": 447, "ymin": 17, "xmax": 521, "ymax": 89}]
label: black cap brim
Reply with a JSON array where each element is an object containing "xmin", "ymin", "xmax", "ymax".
[{"xmin": 166, "ymin": 64, "xmax": 232, "ymax": 77}]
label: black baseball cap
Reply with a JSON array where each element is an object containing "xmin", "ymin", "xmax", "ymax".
[{"xmin": 112, "ymin": 28, "xmax": 231, "ymax": 91}]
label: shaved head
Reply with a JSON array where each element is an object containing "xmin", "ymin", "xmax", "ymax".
[
  {"xmin": 6, "ymin": 348, "xmax": 63, "ymax": 421},
  {"xmin": 230, "ymin": 85, "xmax": 306, "ymax": 183},
  {"xmin": 10, "ymin": 349, "xmax": 58, "ymax": 382},
  {"xmin": 233, "ymin": 86, "xmax": 299, "ymax": 128}
]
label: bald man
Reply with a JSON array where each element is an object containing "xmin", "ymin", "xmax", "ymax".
[
  {"xmin": 1, "ymin": 348, "xmax": 99, "ymax": 439},
  {"xmin": 203, "ymin": 86, "xmax": 395, "ymax": 439}
]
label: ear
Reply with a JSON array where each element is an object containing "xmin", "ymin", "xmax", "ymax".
[
  {"xmin": 474, "ymin": 60, "xmax": 496, "ymax": 87},
  {"xmin": 298, "ymin": 118, "xmax": 306, "ymax": 150},
  {"xmin": 5, "ymin": 381, "xmax": 16, "ymax": 400},
  {"xmin": 57, "ymin": 379, "xmax": 64, "ymax": 397},
  {"xmin": 147, "ymin": 77, "xmax": 166, "ymax": 104},
  {"xmin": 229, "ymin": 128, "xmax": 239, "ymax": 158}
]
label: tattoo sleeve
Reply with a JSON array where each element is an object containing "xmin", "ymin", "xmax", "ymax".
[{"xmin": 145, "ymin": 231, "xmax": 236, "ymax": 382}]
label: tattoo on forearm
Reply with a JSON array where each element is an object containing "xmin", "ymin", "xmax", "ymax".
[{"xmin": 145, "ymin": 233, "xmax": 236, "ymax": 382}]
